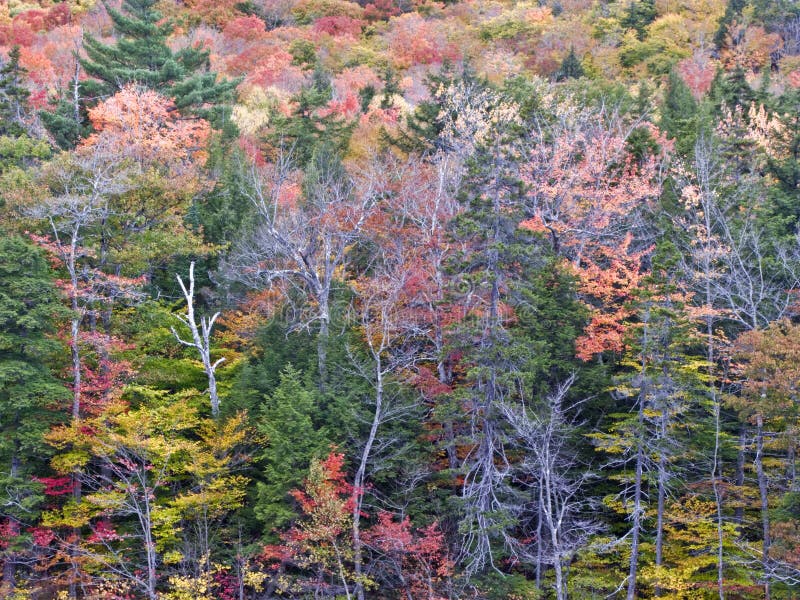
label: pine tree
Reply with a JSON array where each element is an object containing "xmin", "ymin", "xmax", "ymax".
[
  {"xmin": 620, "ymin": 0, "xmax": 657, "ymax": 41},
  {"xmin": 659, "ymin": 69, "xmax": 701, "ymax": 158},
  {"xmin": 0, "ymin": 46, "xmax": 29, "ymax": 138},
  {"xmin": 762, "ymin": 89, "xmax": 800, "ymax": 240},
  {"xmin": 42, "ymin": 0, "xmax": 237, "ymax": 146},
  {"xmin": 266, "ymin": 66, "xmax": 354, "ymax": 166},
  {"xmin": 0, "ymin": 46, "xmax": 50, "ymax": 173}
]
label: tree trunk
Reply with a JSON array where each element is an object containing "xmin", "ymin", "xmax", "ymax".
[
  {"xmin": 734, "ymin": 428, "xmax": 746, "ymax": 530},
  {"xmin": 755, "ymin": 415, "xmax": 771, "ymax": 600},
  {"xmin": 627, "ymin": 438, "xmax": 644, "ymax": 600},
  {"xmin": 317, "ymin": 314, "xmax": 329, "ymax": 394},
  {"xmin": 2, "ymin": 455, "xmax": 20, "ymax": 596},
  {"xmin": 352, "ymin": 357, "xmax": 383, "ymax": 600},
  {"xmin": 627, "ymin": 317, "xmax": 648, "ymax": 600}
]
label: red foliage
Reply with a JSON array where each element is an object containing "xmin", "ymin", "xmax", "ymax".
[
  {"xmin": 223, "ymin": 15, "xmax": 268, "ymax": 42},
  {"xmin": 363, "ymin": 0, "xmax": 401, "ymax": 22},
  {"xmin": 313, "ymin": 16, "xmax": 363, "ymax": 37},
  {"xmin": 521, "ymin": 121, "xmax": 667, "ymax": 360},
  {"xmin": 364, "ymin": 512, "xmax": 452, "ymax": 600},
  {"xmin": 677, "ymin": 52, "xmax": 715, "ymax": 99},
  {"xmin": 387, "ymin": 14, "xmax": 451, "ymax": 69},
  {"xmin": 86, "ymin": 520, "xmax": 122, "ymax": 544},
  {"xmin": 34, "ymin": 476, "xmax": 75, "ymax": 497},
  {"xmin": 0, "ymin": 4, "xmax": 71, "ymax": 46},
  {"xmin": 29, "ymin": 526, "xmax": 56, "ymax": 547},
  {"xmin": 212, "ymin": 567, "xmax": 239, "ymax": 600}
]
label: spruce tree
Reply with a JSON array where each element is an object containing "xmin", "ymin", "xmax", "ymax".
[
  {"xmin": 0, "ymin": 236, "xmax": 68, "ymax": 589},
  {"xmin": 0, "ymin": 46, "xmax": 29, "ymax": 138},
  {"xmin": 620, "ymin": 0, "xmax": 657, "ymax": 41},
  {"xmin": 267, "ymin": 66, "xmax": 354, "ymax": 166},
  {"xmin": 556, "ymin": 47, "xmax": 585, "ymax": 81},
  {"xmin": 254, "ymin": 366, "xmax": 329, "ymax": 535},
  {"xmin": 659, "ymin": 69, "xmax": 700, "ymax": 158}
]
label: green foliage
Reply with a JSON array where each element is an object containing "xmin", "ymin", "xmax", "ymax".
[
  {"xmin": 255, "ymin": 365, "xmax": 330, "ymax": 534},
  {"xmin": 659, "ymin": 69, "xmax": 701, "ymax": 157},
  {"xmin": 266, "ymin": 66, "xmax": 354, "ymax": 166},
  {"xmin": 0, "ymin": 47, "xmax": 29, "ymax": 139},
  {"xmin": 620, "ymin": 0, "xmax": 658, "ymax": 41},
  {"xmin": 0, "ymin": 236, "xmax": 68, "ymax": 524},
  {"xmin": 556, "ymin": 47, "xmax": 585, "ymax": 81},
  {"xmin": 79, "ymin": 0, "xmax": 237, "ymax": 127}
]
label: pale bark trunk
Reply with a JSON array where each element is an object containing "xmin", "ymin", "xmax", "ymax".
[
  {"xmin": 352, "ymin": 356, "xmax": 383, "ymax": 600},
  {"xmin": 755, "ymin": 415, "xmax": 771, "ymax": 600}
]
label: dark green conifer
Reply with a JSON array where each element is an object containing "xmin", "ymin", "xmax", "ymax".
[
  {"xmin": 42, "ymin": 0, "xmax": 237, "ymax": 146},
  {"xmin": 620, "ymin": 0, "xmax": 657, "ymax": 41},
  {"xmin": 0, "ymin": 236, "xmax": 68, "ymax": 576},
  {"xmin": 0, "ymin": 47, "xmax": 50, "ymax": 172},
  {"xmin": 556, "ymin": 47, "xmax": 585, "ymax": 81}
]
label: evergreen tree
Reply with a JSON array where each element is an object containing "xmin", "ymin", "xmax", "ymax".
[
  {"xmin": 714, "ymin": 0, "xmax": 747, "ymax": 48},
  {"xmin": 267, "ymin": 66, "xmax": 354, "ymax": 166},
  {"xmin": 0, "ymin": 46, "xmax": 49, "ymax": 173},
  {"xmin": 255, "ymin": 366, "xmax": 330, "ymax": 535},
  {"xmin": 0, "ymin": 46, "xmax": 29, "ymax": 138},
  {"xmin": 0, "ymin": 236, "xmax": 68, "ymax": 591},
  {"xmin": 659, "ymin": 69, "xmax": 701, "ymax": 158},
  {"xmin": 762, "ymin": 89, "xmax": 800, "ymax": 239},
  {"xmin": 556, "ymin": 47, "xmax": 585, "ymax": 81},
  {"xmin": 445, "ymin": 91, "xmax": 543, "ymax": 575},
  {"xmin": 620, "ymin": 0, "xmax": 658, "ymax": 41},
  {"xmin": 42, "ymin": 0, "xmax": 237, "ymax": 145}
]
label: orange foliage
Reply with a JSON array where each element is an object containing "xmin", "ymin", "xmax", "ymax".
[
  {"xmin": 222, "ymin": 15, "xmax": 268, "ymax": 42},
  {"xmin": 80, "ymin": 85, "xmax": 210, "ymax": 175},
  {"xmin": 386, "ymin": 13, "xmax": 455, "ymax": 69},
  {"xmin": 521, "ymin": 121, "xmax": 666, "ymax": 360},
  {"xmin": 721, "ymin": 24, "xmax": 782, "ymax": 71}
]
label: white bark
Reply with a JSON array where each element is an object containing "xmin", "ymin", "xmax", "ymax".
[{"xmin": 172, "ymin": 262, "xmax": 225, "ymax": 417}]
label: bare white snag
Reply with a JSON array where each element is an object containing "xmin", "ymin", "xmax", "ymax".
[{"xmin": 171, "ymin": 262, "xmax": 225, "ymax": 417}]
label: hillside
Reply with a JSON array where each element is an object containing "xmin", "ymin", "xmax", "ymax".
[{"xmin": 1, "ymin": 0, "xmax": 800, "ymax": 598}]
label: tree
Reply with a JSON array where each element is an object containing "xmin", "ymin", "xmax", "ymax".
[
  {"xmin": 556, "ymin": 47, "xmax": 584, "ymax": 81},
  {"xmin": 81, "ymin": 0, "xmax": 236, "ymax": 115},
  {"xmin": 265, "ymin": 67, "xmax": 354, "ymax": 167},
  {"xmin": 255, "ymin": 365, "xmax": 329, "ymax": 533},
  {"xmin": 620, "ymin": 0, "xmax": 658, "ymax": 41},
  {"xmin": 223, "ymin": 145, "xmax": 373, "ymax": 391},
  {"xmin": 262, "ymin": 451, "xmax": 365, "ymax": 598},
  {"xmin": 0, "ymin": 46, "xmax": 30, "ymax": 138},
  {"xmin": 444, "ymin": 85, "xmax": 533, "ymax": 576},
  {"xmin": 731, "ymin": 320, "xmax": 800, "ymax": 598},
  {"xmin": 41, "ymin": 0, "xmax": 236, "ymax": 146},
  {"xmin": 171, "ymin": 262, "xmax": 226, "ymax": 418},
  {"xmin": 44, "ymin": 396, "xmax": 247, "ymax": 599},
  {"xmin": 0, "ymin": 45, "xmax": 50, "ymax": 174},
  {"xmin": 500, "ymin": 376, "xmax": 599, "ymax": 600},
  {"xmin": 0, "ymin": 236, "xmax": 67, "ymax": 595}
]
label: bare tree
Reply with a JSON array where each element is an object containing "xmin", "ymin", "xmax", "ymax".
[
  {"xmin": 171, "ymin": 261, "xmax": 225, "ymax": 418},
  {"xmin": 501, "ymin": 376, "xmax": 599, "ymax": 600},
  {"xmin": 224, "ymin": 147, "xmax": 374, "ymax": 391}
]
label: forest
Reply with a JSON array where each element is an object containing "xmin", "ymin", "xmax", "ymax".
[{"xmin": 1, "ymin": 0, "xmax": 800, "ymax": 597}]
